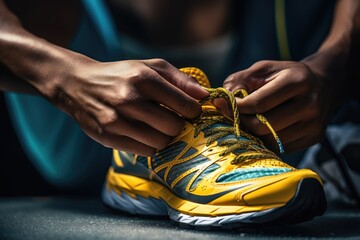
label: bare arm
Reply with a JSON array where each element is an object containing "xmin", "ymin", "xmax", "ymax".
[
  {"xmin": 0, "ymin": 0, "xmax": 208, "ymax": 155},
  {"xmin": 0, "ymin": 0, "xmax": 81, "ymax": 93},
  {"xmin": 223, "ymin": 0, "xmax": 360, "ymax": 152},
  {"xmin": 303, "ymin": 0, "xmax": 360, "ymax": 96}
]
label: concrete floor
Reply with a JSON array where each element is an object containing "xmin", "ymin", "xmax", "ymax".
[{"xmin": 1, "ymin": 197, "xmax": 360, "ymax": 240}]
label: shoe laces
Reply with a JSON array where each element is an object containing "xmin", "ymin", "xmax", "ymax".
[{"xmin": 192, "ymin": 87, "xmax": 284, "ymax": 164}]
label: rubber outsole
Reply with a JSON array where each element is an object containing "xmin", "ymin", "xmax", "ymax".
[{"xmin": 102, "ymin": 178, "xmax": 327, "ymax": 229}]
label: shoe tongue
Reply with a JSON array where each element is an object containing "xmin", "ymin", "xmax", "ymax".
[{"xmin": 179, "ymin": 67, "xmax": 211, "ymax": 88}]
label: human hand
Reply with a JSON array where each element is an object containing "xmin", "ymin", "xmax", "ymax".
[
  {"xmin": 41, "ymin": 57, "xmax": 208, "ymax": 156},
  {"xmin": 223, "ymin": 60, "xmax": 339, "ymax": 153}
]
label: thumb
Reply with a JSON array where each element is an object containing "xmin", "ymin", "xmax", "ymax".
[
  {"xmin": 176, "ymin": 70, "xmax": 210, "ymax": 99},
  {"xmin": 224, "ymin": 61, "xmax": 281, "ymax": 93},
  {"xmin": 144, "ymin": 59, "xmax": 209, "ymax": 100}
]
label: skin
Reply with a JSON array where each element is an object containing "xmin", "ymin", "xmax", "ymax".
[
  {"xmin": 0, "ymin": 0, "xmax": 213, "ymax": 156},
  {"xmin": 0, "ymin": 0, "xmax": 359, "ymax": 156},
  {"xmin": 223, "ymin": 0, "xmax": 360, "ymax": 153}
]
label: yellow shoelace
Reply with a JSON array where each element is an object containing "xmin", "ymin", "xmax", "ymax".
[
  {"xmin": 234, "ymin": 88, "xmax": 285, "ymax": 154},
  {"xmin": 193, "ymin": 87, "xmax": 284, "ymax": 164}
]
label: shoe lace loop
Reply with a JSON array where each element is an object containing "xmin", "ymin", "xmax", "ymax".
[{"xmin": 193, "ymin": 87, "xmax": 284, "ymax": 164}]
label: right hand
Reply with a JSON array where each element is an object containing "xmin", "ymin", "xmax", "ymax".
[{"xmin": 40, "ymin": 57, "xmax": 208, "ymax": 156}]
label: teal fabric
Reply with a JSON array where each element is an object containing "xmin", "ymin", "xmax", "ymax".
[
  {"xmin": 4, "ymin": 0, "xmax": 335, "ymax": 189},
  {"xmin": 4, "ymin": 0, "xmax": 117, "ymax": 189},
  {"xmin": 167, "ymin": 155, "xmax": 209, "ymax": 186},
  {"xmin": 152, "ymin": 141, "xmax": 187, "ymax": 169},
  {"xmin": 217, "ymin": 167, "xmax": 291, "ymax": 183}
]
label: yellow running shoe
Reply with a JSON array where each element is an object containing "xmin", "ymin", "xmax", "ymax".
[{"xmin": 102, "ymin": 68, "xmax": 326, "ymax": 228}]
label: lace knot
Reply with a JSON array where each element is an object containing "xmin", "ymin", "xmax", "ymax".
[{"xmin": 193, "ymin": 87, "xmax": 284, "ymax": 164}]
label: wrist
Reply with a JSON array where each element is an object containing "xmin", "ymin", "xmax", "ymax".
[
  {"xmin": 301, "ymin": 46, "xmax": 352, "ymax": 121},
  {"xmin": 302, "ymin": 0, "xmax": 360, "ymax": 100},
  {"xmin": 302, "ymin": 49, "xmax": 345, "ymax": 82},
  {"xmin": 0, "ymin": 23, "xmax": 90, "ymax": 99},
  {"xmin": 30, "ymin": 46, "xmax": 85, "ymax": 100}
]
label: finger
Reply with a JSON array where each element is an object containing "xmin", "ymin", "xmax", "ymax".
[
  {"xmin": 101, "ymin": 134, "xmax": 156, "ymax": 156},
  {"xmin": 259, "ymin": 122, "xmax": 302, "ymax": 151},
  {"xmin": 73, "ymin": 97, "xmax": 173, "ymax": 149},
  {"xmin": 223, "ymin": 60, "xmax": 288, "ymax": 92},
  {"xmin": 235, "ymin": 70, "xmax": 304, "ymax": 114},
  {"xmin": 142, "ymin": 69, "xmax": 203, "ymax": 119},
  {"xmin": 120, "ymin": 101, "xmax": 185, "ymax": 137},
  {"xmin": 259, "ymin": 121, "xmax": 320, "ymax": 153},
  {"xmin": 143, "ymin": 58, "xmax": 209, "ymax": 99},
  {"xmin": 77, "ymin": 113, "xmax": 156, "ymax": 156},
  {"xmin": 106, "ymin": 116, "xmax": 172, "ymax": 150},
  {"xmin": 239, "ymin": 100, "xmax": 306, "ymax": 135},
  {"xmin": 280, "ymin": 135, "xmax": 321, "ymax": 153},
  {"xmin": 213, "ymin": 98, "xmax": 232, "ymax": 118},
  {"xmin": 223, "ymin": 70, "xmax": 258, "ymax": 93}
]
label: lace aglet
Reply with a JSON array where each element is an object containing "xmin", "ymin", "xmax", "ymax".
[
  {"xmin": 256, "ymin": 113, "xmax": 285, "ymax": 154},
  {"xmin": 276, "ymin": 138, "xmax": 285, "ymax": 154}
]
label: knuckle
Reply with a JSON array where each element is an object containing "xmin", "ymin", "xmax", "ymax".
[
  {"xmin": 115, "ymin": 90, "xmax": 140, "ymax": 108},
  {"xmin": 298, "ymin": 68, "xmax": 310, "ymax": 81},
  {"xmin": 151, "ymin": 58, "xmax": 169, "ymax": 68},
  {"xmin": 224, "ymin": 73, "xmax": 243, "ymax": 91},
  {"xmin": 252, "ymin": 60, "xmax": 272, "ymax": 70},
  {"xmin": 131, "ymin": 69, "xmax": 148, "ymax": 83},
  {"xmin": 292, "ymin": 68, "xmax": 313, "ymax": 90},
  {"xmin": 224, "ymin": 73, "xmax": 237, "ymax": 83},
  {"xmin": 97, "ymin": 109, "xmax": 118, "ymax": 127}
]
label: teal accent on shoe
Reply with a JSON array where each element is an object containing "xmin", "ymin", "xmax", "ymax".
[{"xmin": 217, "ymin": 168, "xmax": 291, "ymax": 183}]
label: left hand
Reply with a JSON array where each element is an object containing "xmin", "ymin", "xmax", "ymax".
[{"xmin": 223, "ymin": 60, "xmax": 339, "ymax": 153}]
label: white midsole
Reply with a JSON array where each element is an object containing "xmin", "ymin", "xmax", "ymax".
[{"xmin": 102, "ymin": 187, "xmax": 278, "ymax": 226}]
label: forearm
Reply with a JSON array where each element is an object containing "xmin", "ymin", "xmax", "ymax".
[
  {"xmin": 0, "ymin": 0, "xmax": 84, "ymax": 97},
  {"xmin": 319, "ymin": 0, "xmax": 360, "ymax": 53},
  {"xmin": 0, "ymin": 64, "xmax": 35, "ymax": 93},
  {"xmin": 302, "ymin": 0, "xmax": 360, "ymax": 99}
]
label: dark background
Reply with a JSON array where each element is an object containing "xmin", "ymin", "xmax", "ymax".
[{"xmin": 0, "ymin": 93, "xmax": 65, "ymax": 196}]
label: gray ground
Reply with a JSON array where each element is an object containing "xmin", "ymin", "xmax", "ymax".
[{"xmin": 0, "ymin": 197, "xmax": 360, "ymax": 240}]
